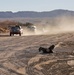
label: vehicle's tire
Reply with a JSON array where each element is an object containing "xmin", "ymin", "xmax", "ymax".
[
  {"xmin": 10, "ymin": 33, "xmax": 14, "ymax": 36},
  {"xmin": 19, "ymin": 33, "xmax": 21, "ymax": 36},
  {"xmin": 10, "ymin": 33, "xmax": 11, "ymax": 36}
]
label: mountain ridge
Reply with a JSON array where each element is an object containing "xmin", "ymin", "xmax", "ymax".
[{"xmin": 0, "ymin": 9, "xmax": 74, "ymax": 18}]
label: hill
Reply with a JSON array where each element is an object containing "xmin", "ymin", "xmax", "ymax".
[{"xmin": 0, "ymin": 9, "xmax": 74, "ymax": 18}]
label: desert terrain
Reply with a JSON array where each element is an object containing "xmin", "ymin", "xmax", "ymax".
[{"xmin": 0, "ymin": 32, "xmax": 74, "ymax": 75}]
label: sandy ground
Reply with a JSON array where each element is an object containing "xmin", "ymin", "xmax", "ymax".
[{"xmin": 0, "ymin": 32, "xmax": 74, "ymax": 75}]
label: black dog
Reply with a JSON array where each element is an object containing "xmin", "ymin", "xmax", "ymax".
[
  {"xmin": 39, "ymin": 47, "xmax": 48, "ymax": 53},
  {"xmin": 39, "ymin": 45, "xmax": 55, "ymax": 54}
]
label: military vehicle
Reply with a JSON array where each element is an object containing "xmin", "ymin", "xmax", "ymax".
[{"xmin": 10, "ymin": 25, "xmax": 23, "ymax": 36}]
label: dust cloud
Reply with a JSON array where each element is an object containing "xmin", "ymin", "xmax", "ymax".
[{"xmin": 22, "ymin": 16, "xmax": 74, "ymax": 36}]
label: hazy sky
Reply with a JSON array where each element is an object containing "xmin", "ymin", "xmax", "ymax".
[{"xmin": 0, "ymin": 0, "xmax": 74, "ymax": 12}]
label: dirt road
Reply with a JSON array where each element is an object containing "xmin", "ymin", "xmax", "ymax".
[{"xmin": 0, "ymin": 33, "xmax": 74, "ymax": 75}]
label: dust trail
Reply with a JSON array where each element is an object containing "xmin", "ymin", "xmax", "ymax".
[
  {"xmin": 39, "ymin": 17, "xmax": 74, "ymax": 34},
  {"xmin": 22, "ymin": 16, "xmax": 74, "ymax": 36}
]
